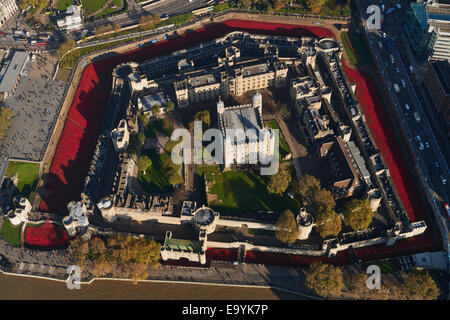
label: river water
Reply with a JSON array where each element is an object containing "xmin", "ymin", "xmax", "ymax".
[{"xmin": 0, "ymin": 273, "xmax": 303, "ymax": 300}]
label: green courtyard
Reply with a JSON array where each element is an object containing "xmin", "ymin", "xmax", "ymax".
[
  {"xmin": 5, "ymin": 161, "xmax": 40, "ymax": 201},
  {"xmin": 0, "ymin": 219, "xmax": 22, "ymax": 247},
  {"xmin": 201, "ymin": 166, "xmax": 299, "ymax": 215}
]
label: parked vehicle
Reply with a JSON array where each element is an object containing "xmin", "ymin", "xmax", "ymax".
[
  {"xmin": 405, "ymin": 104, "xmax": 410, "ymax": 111},
  {"xmin": 444, "ymin": 203, "xmax": 450, "ymax": 220},
  {"xmin": 394, "ymin": 83, "xmax": 400, "ymax": 92},
  {"xmin": 414, "ymin": 112, "xmax": 420, "ymax": 122},
  {"xmin": 401, "ymin": 79, "xmax": 406, "ymax": 88}
]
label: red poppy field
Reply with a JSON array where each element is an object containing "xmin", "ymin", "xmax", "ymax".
[
  {"xmin": 38, "ymin": 19, "xmax": 437, "ymax": 262},
  {"xmin": 25, "ymin": 221, "xmax": 70, "ymax": 248}
]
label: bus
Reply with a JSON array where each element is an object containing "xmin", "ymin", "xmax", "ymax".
[{"xmin": 35, "ymin": 42, "xmax": 47, "ymax": 46}]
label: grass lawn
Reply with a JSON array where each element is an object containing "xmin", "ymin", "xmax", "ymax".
[
  {"xmin": 56, "ymin": 0, "xmax": 73, "ymax": 11},
  {"xmin": 0, "ymin": 219, "xmax": 22, "ymax": 247},
  {"xmin": 5, "ymin": 161, "xmax": 40, "ymax": 201},
  {"xmin": 206, "ymin": 169, "xmax": 299, "ymax": 214},
  {"xmin": 264, "ymin": 120, "xmax": 290, "ymax": 159},
  {"xmin": 94, "ymin": 0, "xmax": 123, "ymax": 18},
  {"xmin": 340, "ymin": 31, "xmax": 372, "ymax": 66},
  {"xmin": 81, "ymin": 0, "xmax": 108, "ymax": 16},
  {"xmin": 137, "ymin": 152, "xmax": 181, "ymax": 193}
]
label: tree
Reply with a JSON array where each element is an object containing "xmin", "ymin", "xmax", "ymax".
[
  {"xmin": 265, "ymin": 4, "xmax": 274, "ymax": 14},
  {"xmin": 399, "ymin": 269, "xmax": 440, "ymax": 300},
  {"xmin": 291, "ymin": 174, "xmax": 320, "ymax": 200},
  {"xmin": 275, "ymin": 210, "xmax": 299, "ymax": 244},
  {"xmin": 310, "ymin": 187, "xmax": 335, "ymax": 212},
  {"xmin": 137, "ymin": 155, "xmax": 152, "ymax": 174},
  {"xmin": 139, "ymin": 133, "xmax": 146, "ymax": 146},
  {"xmin": 349, "ymin": 273, "xmax": 389, "ymax": 300},
  {"xmin": 56, "ymin": 39, "xmax": 76, "ymax": 58},
  {"xmin": 167, "ymin": 101, "xmax": 175, "ymax": 112},
  {"xmin": 315, "ymin": 205, "xmax": 341, "ymax": 238},
  {"xmin": 139, "ymin": 114, "xmax": 149, "ymax": 127},
  {"xmin": 139, "ymin": 14, "xmax": 160, "ymax": 29},
  {"xmin": 306, "ymin": 261, "xmax": 343, "ymax": 298},
  {"xmin": 277, "ymin": 106, "xmax": 291, "ymax": 121},
  {"xmin": 306, "ymin": 0, "xmax": 327, "ymax": 9},
  {"xmin": 291, "ymin": 175, "xmax": 335, "ymax": 212},
  {"xmin": 343, "ymin": 199, "xmax": 374, "ymax": 231},
  {"xmin": 0, "ymin": 107, "xmax": 14, "ymax": 139},
  {"xmin": 274, "ymin": 0, "xmax": 285, "ymax": 10},
  {"xmin": 113, "ymin": 24, "xmax": 121, "ymax": 31},
  {"xmin": 267, "ymin": 164, "xmax": 292, "ymax": 194},
  {"xmin": 152, "ymin": 105, "xmax": 160, "ymax": 115}
]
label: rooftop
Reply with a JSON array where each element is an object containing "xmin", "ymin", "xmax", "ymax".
[
  {"xmin": 431, "ymin": 59, "xmax": 450, "ymax": 94},
  {"xmin": 0, "ymin": 51, "xmax": 29, "ymax": 94}
]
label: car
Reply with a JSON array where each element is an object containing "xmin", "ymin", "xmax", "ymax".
[
  {"xmin": 444, "ymin": 203, "xmax": 450, "ymax": 220},
  {"xmin": 394, "ymin": 83, "xmax": 400, "ymax": 92},
  {"xmin": 381, "ymin": 4, "xmax": 385, "ymax": 11},
  {"xmin": 396, "ymin": 67, "xmax": 400, "ymax": 73},
  {"xmin": 401, "ymin": 79, "xmax": 406, "ymax": 88},
  {"xmin": 409, "ymin": 65, "xmax": 414, "ymax": 73},
  {"xmin": 396, "ymin": 3, "xmax": 401, "ymax": 9},
  {"xmin": 287, "ymin": 192, "xmax": 294, "ymax": 199},
  {"xmin": 414, "ymin": 112, "xmax": 420, "ymax": 122},
  {"xmin": 405, "ymin": 104, "xmax": 410, "ymax": 111},
  {"xmin": 441, "ymin": 175, "xmax": 447, "ymax": 185},
  {"xmin": 425, "ymin": 141, "xmax": 430, "ymax": 148},
  {"xmin": 435, "ymin": 161, "xmax": 439, "ymax": 168},
  {"xmin": 390, "ymin": 54, "xmax": 395, "ymax": 63}
]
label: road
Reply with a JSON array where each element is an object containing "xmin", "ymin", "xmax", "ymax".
[{"xmin": 355, "ymin": 0, "xmax": 450, "ymax": 259}]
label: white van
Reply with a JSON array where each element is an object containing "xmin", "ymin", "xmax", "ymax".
[
  {"xmin": 414, "ymin": 112, "xmax": 420, "ymax": 122},
  {"xmin": 394, "ymin": 83, "xmax": 400, "ymax": 92},
  {"xmin": 401, "ymin": 79, "xmax": 406, "ymax": 88}
]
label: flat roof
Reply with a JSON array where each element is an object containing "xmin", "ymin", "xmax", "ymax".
[
  {"xmin": 222, "ymin": 106, "xmax": 261, "ymax": 141},
  {"xmin": 165, "ymin": 238, "xmax": 202, "ymax": 252},
  {"xmin": 0, "ymin": 51, "xmax": 29, "ymax": 94}
]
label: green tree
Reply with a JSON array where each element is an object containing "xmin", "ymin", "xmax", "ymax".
[
  {"xmin": 343, "ymin": 199, "xmax": 374, "ymax": 231},
  {"xmin": 56, "ymin": 39, "xmax": 76, "ymax": 58},
  {"xmin": 137, "ymin": 155, "xmax": 152, "ymax": 174},
  {"xmin": 167, "ymin": 101, "xmax": 175, "ymax": 112},
  {"xmin": 152, "ymin": 105, "xmax": 160, "ymax": 115},
  {"xmin": 265, "ymin": 4, "xmax": 274, "ymax": 13},
  {"xmin": 0, "ymin": 107, "xmax": 14, "ymax": 139},
  {"xmin": 306, "ymin": 0, "xmax": 327, "ymax": 9},
  {"xmin": 306, "ymin": 261, "xmax": 343, "ymax": 298},
  {"xmin": 139, "ymin": 114, "xmax": 149, "ymax": 127},
  {"xmin": 139, "ymin": 133, "xmax": 146, "ymax": 145},
  {"xmin": 267, "ymin": 164, "xmax": 292, "ymax": 194},
  {"xmin": 291, "ymin": 175, "xmax": 335, "ymax": 212},
  {"xmin": 277, "ymin": 105, "xmax": 291, "ymax": 120},
  {"xmin": 315, "ymin": 205, "xmax": 341, "ymax": 238},
  {"xmin": 275, "ymin": 210, "xmax": 299, "ymax": 244},
  {"xmin": 349, "ymin": 273, "xmax": 389, "ymax": 300},
  {"xmin": 400, "ymin": 269, "xmax": 440, "ymax": 300}
]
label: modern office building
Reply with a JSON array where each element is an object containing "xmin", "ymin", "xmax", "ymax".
[{"xmin": 403, "ymin": 0, "xmax": 450, "ymax": 61}]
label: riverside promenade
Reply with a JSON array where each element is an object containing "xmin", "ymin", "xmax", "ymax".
[{"xmin": 0, "ymin": 236, "xmax": 322, "ymax": 299}]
